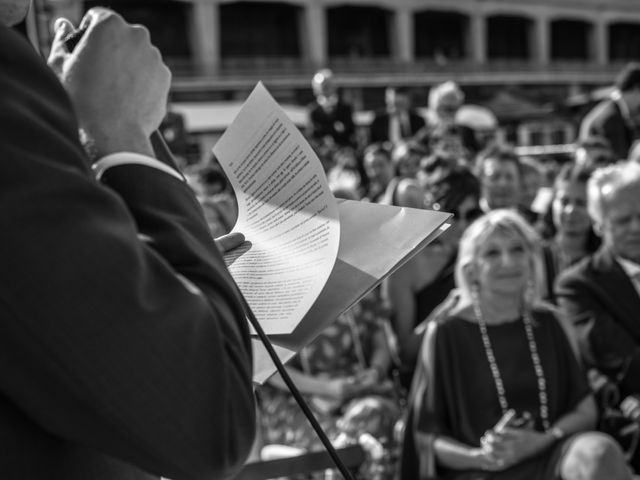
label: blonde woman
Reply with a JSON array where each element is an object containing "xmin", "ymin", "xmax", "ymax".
[{"xmin": 401, "ymin": 209, "xmax": 630, "ymax": 479}]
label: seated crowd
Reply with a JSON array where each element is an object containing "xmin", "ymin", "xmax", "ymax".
[{"xmin": 182, "ymin": 74, "xmax": 640, "ymax": 479}]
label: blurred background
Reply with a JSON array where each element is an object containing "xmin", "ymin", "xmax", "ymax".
[{"xmin": 23, "ymin": 0, "xmax": 640, "ymax": 164}]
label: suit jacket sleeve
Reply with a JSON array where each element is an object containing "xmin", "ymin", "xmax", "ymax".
[
  {"xmin": 556, "ymin": 265, "xmax": 640, "ymax": 396},
  {"xmin": 0, "ymin": 26, "xmax": 255, "ymax": 480}
]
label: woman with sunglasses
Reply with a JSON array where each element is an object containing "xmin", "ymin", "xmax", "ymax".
[{"xmin": 383, "ymin": 167, "xmax": 482, "ymax": 391}]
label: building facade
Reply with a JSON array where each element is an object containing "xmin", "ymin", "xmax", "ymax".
[{"xmin": 38, "ymin": 0, "xmax": 640, "ymax": 147}]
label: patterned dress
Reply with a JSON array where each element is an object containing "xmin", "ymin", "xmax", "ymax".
[{"xmin": 256, "ymin": 292, "xmax": 403, "ymax": 479}]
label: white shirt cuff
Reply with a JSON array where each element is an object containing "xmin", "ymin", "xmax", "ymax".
[{"xmin": 92, "ymin": 153, "xmax": 185, "ymax": 182}]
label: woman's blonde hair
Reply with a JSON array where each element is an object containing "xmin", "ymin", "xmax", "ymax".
[{"xmin": 454, "ymin": 209, "xmax": 545, "ymax": 305}]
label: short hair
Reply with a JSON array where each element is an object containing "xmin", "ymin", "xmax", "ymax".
[
  {"xmin": 587, "ymin": 161, "xmax": 640, "ymax": 225},
  {"xmin": 363, "ymin": 142, "xmax": 392, "ymax": 162},
  {"xmin": 424, "ymin": 167, "xmax": 481, "ymax": 213},
  {"xmin": 475, "ymin": 143, "xmax": 523, "ymax": 179},
  {"xmin": 615, "ymin": 62, "xmax": 640, "ymax": 92},
  {"xmin": 429, "ymin": 81, "xmax": 464, "ymax": 110},
  {"xmin": 455, "ymin": 209, "xmax": 545, "ymax": 305}
]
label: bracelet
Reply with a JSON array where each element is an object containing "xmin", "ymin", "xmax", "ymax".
[{"xmin": 548, "ymin": 426, "xmax": 565, "ymax": 441}]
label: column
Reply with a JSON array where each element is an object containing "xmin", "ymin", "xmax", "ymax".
[
  {"xmin": 471, "ymin": 13, "xmax": 486, "ymax": 64},
  {"xmin": 535, "ymin": 15, "xmax": 550, "ymax": 65},
  {"xmin": 303, "ymin": 3, "xmax": 327, "ymax": 68},
  {"xmin": 594, "ymin": 19, "xmax": 608, "ymax": 66},
  {"xmin": 394, "ymin": 7, "xmax": 413, "ymax": 63},
  {"xmin": 189, "ymin": 0, "xmax": 219, "ymax": 75}
]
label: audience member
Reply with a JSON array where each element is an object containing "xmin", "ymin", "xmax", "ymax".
[
  {"xmin": 326, "ymin": 146, "xmax": 364, "ymax": 199},
  {"xmin": 574, "ymin": 136, "xmax": 617, "ymax": 169},
  {"xmin": 538, "ymin": 163, "xmax": 600, "ymax": 302},
  {"xmin": 391, "ymin": 140, "xmax": 427, "ymax": 180},
  {"xmin": 422, "ymin": 123, "xmax": 470, "ymax": 163},
  {"xmin": 159, "ymin": 98, "xmax": 190, "ymax": 167},
  {"xmin": 556, "ymin": 161, "xmax": 640, "ymax": 472},
  {"xmin": 307, "ymin": 68, "xmax": 356, "ymax": 148},
  {"xmin": 186, "ymin": 158, "xmax": 239, "ymax": 238},
  {"xmin": 418, "ymin": 80, "xmax": 478, "ymax": 156},
  {"xmin": 2, "ymin": 5, "xmax": 255, "ymax": 479},
  {"xmin": 579, "ymin": 62, "xmax": 640, "ymax": 160},
  {"xmin": 519, "ymin": 156, "xmax": 545, "ymax": 211},
  {"xmin": 362, "ymin": 143, "xmax": 396, "ymax": 203},
  {"xmin": 383, "ymin": 168, "xmax": 481, "ymax": 391},
  {"xmin": 256, "ymin": 292, "xmax": 401, "ymax": 479},
  {"xmin": 362, "ymin": 143, "xmax": 424, "ymax": 208},
  {"xmin": 401, "ymin": 209, "xmax": 631, "ymax": 480},
  {"xmin": 369, "ymin": 86, "xmax": 426, "ymax": 145},
  {"xmin": 475, "ymin": 144, "xmax": 537, "ymax": 224}
]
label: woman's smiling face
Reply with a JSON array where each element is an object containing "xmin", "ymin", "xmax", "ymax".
[{"xmin": 473, "ymin": 228, "xmax": 531, "ymax": 296}]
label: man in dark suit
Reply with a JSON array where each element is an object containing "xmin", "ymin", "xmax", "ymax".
[
  {"xmin": 556, "ymin": 161, "xmax": 640, "ymax": 471},
  {"xmin": 579, "ymin": 62, "xmax": 640, "ymax": 160},
  {"xmin": 368, "ymin": 86, "xmax": 426, "ymax": 145},
  {"xmin": 306, "ymin": 68, "xmax": 356, "ymax": 148},
  {"xmin": 1, "ymin": 4, "xmax": 255, "ymax": 479}
]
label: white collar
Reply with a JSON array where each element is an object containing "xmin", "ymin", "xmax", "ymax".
[{"xmin": 616, "ymin": 255, "xmax": 640, "ymax": 280}]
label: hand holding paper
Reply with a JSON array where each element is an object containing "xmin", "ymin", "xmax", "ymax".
[{"xmin": 213, "ymin": 83, "xmax": 452, "ymax": 383}]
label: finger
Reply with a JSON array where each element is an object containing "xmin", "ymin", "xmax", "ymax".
[
  {"xmin": 79, "ymin": 6, "xmax": 116, "ymax": 31},
  {"xmin": 47, "ymin": 18, "xmax": 75, "ymax": 70},
  {"xmin": 215, "ymin": 232, "xmax": 245, "ymax": 253}
]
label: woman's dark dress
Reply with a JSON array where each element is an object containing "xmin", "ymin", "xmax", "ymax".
[{"xmin": 401, "ymin": 307, "xmax": 590, "ymax": 479}]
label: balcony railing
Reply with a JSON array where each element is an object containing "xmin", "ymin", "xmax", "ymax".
[{"xmin": 167, "ymin": 56, "xmax": 627, "ymax": 93}]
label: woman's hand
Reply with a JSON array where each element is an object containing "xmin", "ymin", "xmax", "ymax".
[
  {"xmin": 480, "ymin": 427, "xmax": 555, "ymax": 470},
  {"xmin": 322, "ymin": 377, "xmax": 360, "ymax": 403}
]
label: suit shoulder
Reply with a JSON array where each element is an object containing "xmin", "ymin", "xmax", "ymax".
[{"xmin": 555, "ymin": 254, "xmax": 601, "ymax": 296}]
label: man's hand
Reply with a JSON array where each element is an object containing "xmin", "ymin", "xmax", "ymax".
[
  {"xmin": 47, "ymin": 8, "xmax": 171, "ymax": 160},
  {"xmin": 214, "ymin": 232, "xmax": 245, "ymax": 255}
]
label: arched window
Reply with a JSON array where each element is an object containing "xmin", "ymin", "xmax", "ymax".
[
  {"xmin": 220, "ymin": 1, "xmax": 301, "ymax": 58},
  {"xmin": 83, "ymin": 0, "xmax": 191, "ymax": 60},
  {"xmin": 487, "ymin": 15, "xmax": 533, "ymax": 60},
  {"xmin": 327, "ymin": 6, "xmax": 391, "ymax": 58},
  {"xmin": 609, "ymin": 22, "xmax": 640, "ymax": 61},
  {"xmin": 414, "ymin": 10, "xmax": 469, "ymax": 61},
  {"xmin": 551, "ymin": 19, "xmax": 591, "ymax": 61}
]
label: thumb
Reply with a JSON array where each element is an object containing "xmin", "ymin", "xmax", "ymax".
[{"xmin": 47, "ymin": 18, "xmax": 76, "ymax": 71}]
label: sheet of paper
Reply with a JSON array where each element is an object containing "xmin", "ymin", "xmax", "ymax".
[
  {"xmin": 213, "ymin": 82, "xmax": 340, "ymax": 334},
  {"xmin": 251, "ymin": 199, "xmax": 451, "ymax": 384}
]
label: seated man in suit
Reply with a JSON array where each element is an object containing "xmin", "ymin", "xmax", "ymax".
[
  {"xmin": 368, "ymin": 86, "xmax": 426, "ymax": 145},
  {"xmin": 1, "ymin": 4, "xmax": 255, "ymax": 479},
  {"xmin": 556, "ymin": 160, "xmax": 640, "ymax": 472}
]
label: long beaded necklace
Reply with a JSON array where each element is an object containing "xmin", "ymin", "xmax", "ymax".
[{"xmin": 472, "ymin": 297, "xmax": 550, "ymax": 430}]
